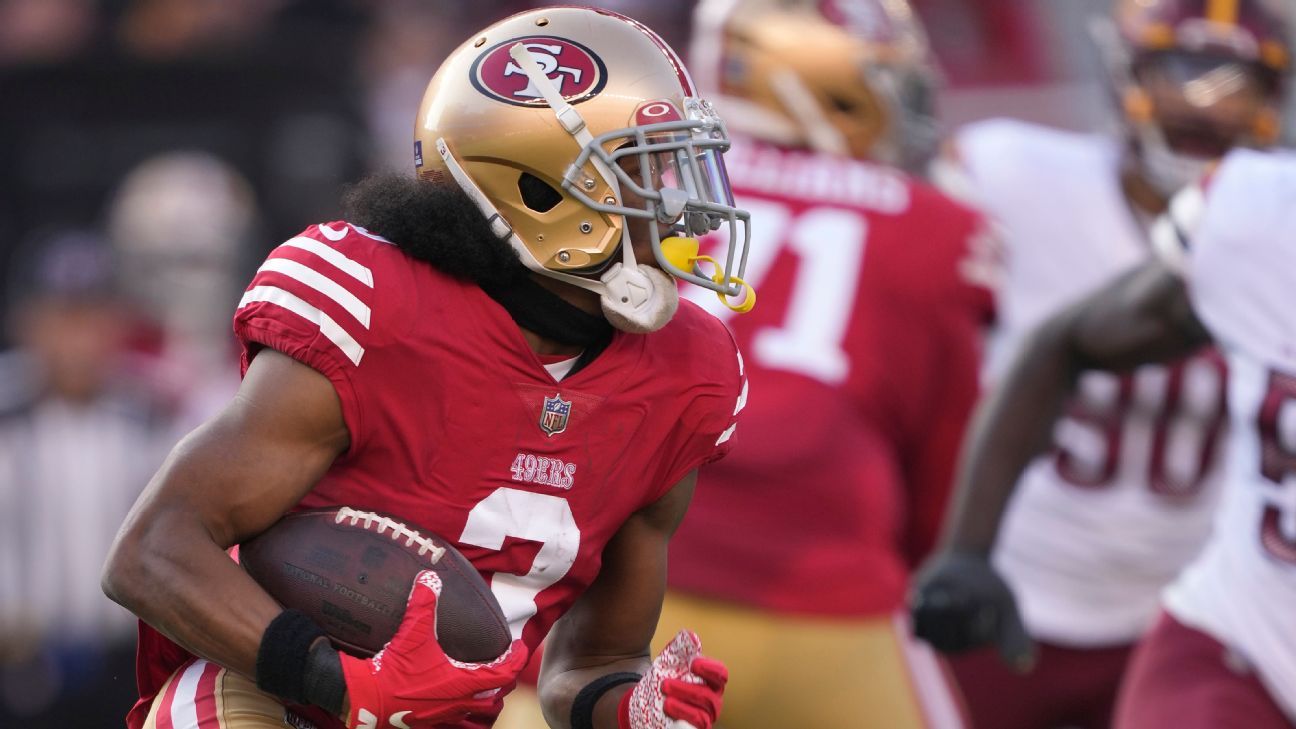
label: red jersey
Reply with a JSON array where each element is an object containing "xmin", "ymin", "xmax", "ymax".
[
  {"xmin": 668, "ymin": 138, "xmax": 996, "ymax": 615},
  {"xmin": 130, "ymin": 221, "xmax": 745, "ymax": 729}
]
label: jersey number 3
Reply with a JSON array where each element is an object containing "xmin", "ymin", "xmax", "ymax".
[{"xmin": 459, "ymin": 488, "xmax": 580, "ymax": 639}]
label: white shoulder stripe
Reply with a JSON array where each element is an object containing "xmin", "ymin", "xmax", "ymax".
[
  {"xmin": 257, "ymin": 258, "xmax": 371, "ymax": 329},
  {"xmin": 715, "ymin": 423, "xmax": 737, "ymax": 446},
  {"xmin": 280, "ymin": 237, "xmax": 374, "ymax": 287},
  {"xmin": 239, "ymin": 285, "xmax": 365, "ymax": 365},
  {"xmin": 733, "ymin": 378, "xmax": 748, "ymax": 415}
]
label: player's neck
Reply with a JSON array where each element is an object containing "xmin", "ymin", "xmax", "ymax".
[
  {"xmin": 520, "ymin": 328, "xmax": 584, "ymax": 357},
  {"xmin": 517, "ymin": 273, "xmax": 604, "ymax": 357}
]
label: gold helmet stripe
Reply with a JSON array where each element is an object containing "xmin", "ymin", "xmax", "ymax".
[{"xmin": 1206, "ymin": 0, "xmax": 1240, "ymax": 26}]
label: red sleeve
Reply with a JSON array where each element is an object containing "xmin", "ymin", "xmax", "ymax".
[
  {"xmin": 648, "ymin": 304, "xmax": 747, "ymax": 504},
  {"xmin": 897, "ymin": 196, "xmax": 998, "ymax": 565},
  {"xmin": 232, "ymin": 221, "xmax": 402, "ymax": 456}
]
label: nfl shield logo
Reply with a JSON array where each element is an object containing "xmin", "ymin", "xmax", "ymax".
[{"xmin": 540, "ymin": 393, "xmax": 572, "ymax": 436}]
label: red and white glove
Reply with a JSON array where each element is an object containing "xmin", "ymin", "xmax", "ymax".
[
  {"xmin": 619, "ymin": 630, "xmax": 728, "ymax": 729},
  {"xmin": 339, "ymin": 570, "xmax": 529, "ymax": 729}
]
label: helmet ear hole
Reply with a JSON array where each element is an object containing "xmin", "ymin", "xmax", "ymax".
[
  {"xmin": 518, "ymin": 173, "xmax": 563, "ymax": 213},
  {"xmin": 828, "ymin": 94, "xmax": 857, "ymax": 114}
]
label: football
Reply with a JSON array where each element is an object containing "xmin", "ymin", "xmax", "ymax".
[{"xmin": 240, "ymin": 506, "xmax": 511, "ymax": 662}]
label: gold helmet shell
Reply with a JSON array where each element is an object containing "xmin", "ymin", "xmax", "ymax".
[
  {"xmin": 692, "ymin": 0, "xmax": 939, "ymax": 169},
  {"xmin": 415, "ymin": 6, "xmax": 750, "ymax": 311}
]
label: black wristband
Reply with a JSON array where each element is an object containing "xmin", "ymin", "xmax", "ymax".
[
  {"xmin": 570, "ymin": 672, "xmax": 642, "ymax": 729},
  {"xmin": 302, "ymin": 639, "xmax": 346, "ymax": 716},
  {"xmin": 255, "ymin": 610, "xmax": 329, "ymax": 706}
]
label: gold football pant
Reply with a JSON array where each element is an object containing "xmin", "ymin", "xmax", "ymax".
[
  {"xmin": 655, "ymin": 592, "xmax": 967, "ymax": 729},
  {"xmin": 495, "ymin": 593, "xmax": 968, "ymax": 729},
  {"xmin": 142, "ymin": 659, "xmax": 304, "ymax": 729}
]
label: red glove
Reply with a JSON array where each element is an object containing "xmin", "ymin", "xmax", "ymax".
[
  {"xmin": 339, "ymin": 570, "xmax": 529, "ymax": 729},
  {"xmin": 619, "ymin": 630, "xmax": 728, "ymax": 729}
]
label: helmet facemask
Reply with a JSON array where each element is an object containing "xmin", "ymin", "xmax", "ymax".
[
  {"xmin": 1130, "ymin": 50, "xmax": 1281, "ymax": 193},
  {"xmin": 1091, "ymin": 3, "xmax": 1290, "ymax": 196},
  {"xmin": 566, "ymin": 97, "xmax": 751, "ymax": 300}
]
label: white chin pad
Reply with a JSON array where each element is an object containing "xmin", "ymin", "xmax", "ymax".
[{"xmin": 599, "ymin": 263, "xmax": 679, "ymax": 333}]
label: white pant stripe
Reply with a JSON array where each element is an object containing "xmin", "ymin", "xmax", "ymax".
[
  {"xmin": 169, "ymin": 659, "xmax": 210, "ymax": 729},
  {"xmin": 893, "ymin": 613, "xmax": 966, "ymax": 729}
]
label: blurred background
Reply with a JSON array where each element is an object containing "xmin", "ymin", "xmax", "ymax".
[{"xmin": 0, "ymin": 0, "xmax": 1279, "ymax": 725}]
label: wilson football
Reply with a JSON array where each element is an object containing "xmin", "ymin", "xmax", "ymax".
[{"xmin": 240, "ymin": 506, "xmax": 511, "ymax": 662}]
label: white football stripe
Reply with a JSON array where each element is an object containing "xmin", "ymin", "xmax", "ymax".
[
  {"xmin": 240, "ymin": 285, "xmax": 365, "ymax": 365},
  {"xmin": 168, "ymin": 659, "xmax": 207, "ymax": 729},
  {"xmin": 258, "ymin": 257, "xmax": 371, "ymax": 329},
  {"xmin": 280, "ymin": 237, "xmax": 374, "ymax": 287},
  {"xmin": 715, "ymin": 423, "xmax": 737, "ymax": 446}
]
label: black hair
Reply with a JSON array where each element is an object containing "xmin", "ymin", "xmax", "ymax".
[{"xmin": 342, "ymin": 173, "xmax": 526, "ymax": 288}]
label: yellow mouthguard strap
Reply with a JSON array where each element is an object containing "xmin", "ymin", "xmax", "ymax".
[{"xmin": 660, "ymin": 237, "xmax": 756, "ymax": 314}]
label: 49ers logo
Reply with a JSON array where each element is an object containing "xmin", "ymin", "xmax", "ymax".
[{"xmin": 470, "ymin": 36, "xmax": 607, "ymax": 107}]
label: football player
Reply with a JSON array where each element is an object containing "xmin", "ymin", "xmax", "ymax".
[
  {"xmin": 916, "ymin": 1, "xmax": 1289, "ymax": 727},
  {"xmin": 915, "ymin": 147, "xmax": 1296, "ymax": 728},
  {"xmin": 653, "ymin": 1, "xmax": 998, "ymax": 727},
  {"xmin": 101, "ymin": 8, "xmax": 753, "ymax": 729}
]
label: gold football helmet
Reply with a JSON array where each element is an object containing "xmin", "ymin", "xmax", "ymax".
[
  {"xmin": 691, "ymin": 0, "xmax": 939, "ymax": 169},
  {"xmin": 415, "ymin": 7, "xmax": 753, "ymax": 331}
]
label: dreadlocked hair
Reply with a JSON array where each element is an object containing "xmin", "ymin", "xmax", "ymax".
[{"xmin": 342, "ymin": 173, "xmax": 526, "ymax": 288}]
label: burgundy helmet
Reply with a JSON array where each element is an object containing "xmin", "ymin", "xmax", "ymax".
[{"xmin": 1106, "ymin": 0, "xmax": 1290, "ymax": 193}]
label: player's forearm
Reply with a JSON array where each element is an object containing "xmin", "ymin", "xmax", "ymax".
[
  {"xmin": 941, "ymin": 314, "xmax": 1084, "ymax": 555},
  {"xmin": 103, "ymin": 502, "xmax": 282, "ymax": 677},
  {"xmin": 539, "ymin": 655, "xmax": 652, "ymax": 729}
]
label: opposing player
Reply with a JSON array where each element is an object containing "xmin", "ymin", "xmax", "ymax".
[
  {"xmin": 654, "ymin": 1, "xmax": 997, "ymax": 726},
  {"xmin": 918, "ymin": 2, "xmax": 1289, "ymax": 726},
  {"xmin": 916, "ymin": 147, "xmax": 1296, "ymax": 727},
  {"xmin": 101, "ymin": 8, "xmax": 752, "ymax": 729}
]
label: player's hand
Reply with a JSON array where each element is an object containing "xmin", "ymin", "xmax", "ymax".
[
  {"xmin": 910, "ymin": 550, "xmax": 1036, "ymax": 672},
  {"xmin": 620, "ymin": 629, "xmax": 728, "ymax": 729},
  {"xmin": 338, "ymin": 570, "xmax": 529, "ymax": 729}
]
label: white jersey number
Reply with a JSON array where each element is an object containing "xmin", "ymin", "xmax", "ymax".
[
  {"xmin": 459, "ymin": 488, "xmax": 580, "ymax": 639},
  {"xmin": 1055, "ymin": 353, "xmax": 1227, "ymax": 497},
  {"xmin": 1258, "ymin": 371, "xmax": 1296, "ymax": 564},
  {"xmin": 689, "ymin": 198, "xmax": 867, "ymax": 385}
]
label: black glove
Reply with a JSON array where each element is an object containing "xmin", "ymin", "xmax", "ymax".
[{"xmin": 909, "ymin": 550, "xmax": 1036, "ymax": 672}]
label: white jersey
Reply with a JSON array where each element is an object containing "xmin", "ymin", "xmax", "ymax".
[
  {"xmin": 949, "ymin": 119, "xmax": 1227, "ymax": 646},
  {"xmin": 1163, "ymin": 148, "xmax": 1296, "ymax": 719}
]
